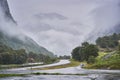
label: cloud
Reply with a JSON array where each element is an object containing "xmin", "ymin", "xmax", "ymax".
[
  {"xmin": 7, "ymin": 0, "xmax": 120, "ymax": 55},
  {"xmin": 35, "ymin": 29, "xmax": 83, "ymax": 55},
  {"xmin": 35, "ymin": 12, "xmax": 67, "ymax": 20},
  {"xmin": 0, "ymin": 4, "xmax": 22, "ymax": 37}
]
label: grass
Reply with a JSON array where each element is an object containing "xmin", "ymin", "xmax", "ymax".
[
  {"xmin": 0, "ymin": 72, "xmax": 87, "ymax": 78},
  {"xmin": 96, "ymin": 52, "xmax": 108, "ymax": 60},
  {"xmin": 0, "ymin": 74, "xmax": 26, "ymax": 78},
  {"xmin": 32, "ymin": 59, "xmax": 80, "ymax": 70},
  {"xmin": 85, "ymin": 52, "xmax": 120, "ymax": 69}
]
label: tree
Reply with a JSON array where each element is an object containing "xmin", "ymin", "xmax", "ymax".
[
  {"xmin": 0, "ymin": 44, "xmax": 28, "ymax": 64},
  {"xmin": 96, "ymin": 33, "xmax": 120, "ymax": 48},
  {"xmin": 71, "ymin": 47, "xmax": 81, "ymax": 61},
  {"xmin": 82, "ymin": 42, "xmax": 89, "ymax": 47},
  {"xmin": 71, "ymin": 42, "xmax": 98, "ymax": 62}
]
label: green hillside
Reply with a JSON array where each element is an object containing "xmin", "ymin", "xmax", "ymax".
[
  {"xmin": 0, "ymin": 32, "xmax": 54, "ymax": 57},
  {"xmin": 72, "ymin": 33, "xmax": 120, "ymax": 69}
]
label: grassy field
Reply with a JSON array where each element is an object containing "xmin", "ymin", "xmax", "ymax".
[
  {"xmin": 0, "ymin": 74, "xmax": 26, "ymax": 78},
  {"xmin": 32, "ymin": 59, "xmax": 80, "ymax": 70},
  {"xmin": 85, "ymin": 52, "xmax": 120, "ymax": 69},
  {"xmin": 96, "ymin": 52, "xmax": 108, "ymax": 60}
]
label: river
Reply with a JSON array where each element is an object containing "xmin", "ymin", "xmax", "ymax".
[{"xmin": 0, "ymin": 60, "xmax": 120, "ymax": 80}]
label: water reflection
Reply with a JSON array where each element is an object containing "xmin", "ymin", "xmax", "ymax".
[
  {"xmin": 0, "ymin": 60, "xmax": 120, "ymax": 80},
  {"xmin": 0, "ymin": 74, "xmax": 120, "ymax": 80}
]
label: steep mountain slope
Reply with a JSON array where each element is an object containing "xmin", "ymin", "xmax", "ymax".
[
  {"xmin": 0, "ymin": 32, "xmax": 54, "ymax": 57},
  {"xmin": 0, "ymin": 0, "xmax": 15, "ymax": 23},
  {"xmin": 0, "ymin": 0, "xmax": 54, "ymax": 57},
  {"xmin": 86, "ymin": 24, "xmax": 120, "ymax": 43}
]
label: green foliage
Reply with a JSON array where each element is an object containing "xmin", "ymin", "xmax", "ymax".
[
  {"xmin": 0, "ymin": 44, "xmax": 56, "ymax": 65},
  {"xmin": 87, "ymin": 52, "xmax": 120, "ymax": 69},
  {"xmin": 85, "ymin": 33, "xmax": 120, "ymax": 69},
  {"xmin": 71, "ymin": 42, "xmax": 99, "ymax": 62},
  {"xmin": 0, "ymin": 31, "xmax": 54, "ymax": 58},
  {"xmin": 0, "ymin": 45, "xmax": 27, "ymax": 64},
  {"xmin": 71, "ymin": 46, "xmax": 81, "ymax": 61},
  {"xmin": 96, "ymin": 33, "xmax": 120, "ymax": 48},
  {"xmin": 28, "ymin": 52, "xmax": 57, "ymax": 64},
  {"xmin": 59, "ymin": 55, "xmax": 71, "ymax": 59},
  {"xmin": 87, "ymin": 56, "xmax": 95, "ymax": 64},
  {"xmin": 118, "ymin": 45, "xmax": 120, "ymax": 54},
  {"xmin": 0, "ymin": 74, "xmax": 25, "ymax": 78}
]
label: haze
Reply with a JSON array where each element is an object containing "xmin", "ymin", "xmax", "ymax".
[{"xmin": 7, "ymin": 0, "xmax": 120, "ymax": 55}]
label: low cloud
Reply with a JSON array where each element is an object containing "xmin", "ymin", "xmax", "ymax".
[
  {"xmin": 35, "ymin": 12, "xmax": 67, "ymax": 20},
  {"xmin": 7, "ymin": 0, "xmax": 120, "ymax": 55}
]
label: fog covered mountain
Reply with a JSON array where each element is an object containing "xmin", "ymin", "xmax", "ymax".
[
  {"xmin": 85, "ymin": 0, "xmax": 120, "ymax": 42},
  {"xmin": 0, "ymin": 0, "xmax": 15, "ymax": 23},
  {"xmin": 0, "ymin": 0, "xmax": 54, "ymax": 57},
  {"xmin": 7, "ymin": 0, "xmax": 120, "ymax": 55}
]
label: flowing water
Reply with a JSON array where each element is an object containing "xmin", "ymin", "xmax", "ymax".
[
  {"xmin": 0, "ymin": 60, "xmax": 120, "ymax": 80},
  {"xmin": 0, "ymin": 74, "xmax": 120, "ymax": 80}
]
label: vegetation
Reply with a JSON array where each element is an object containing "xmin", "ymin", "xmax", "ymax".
[
  {"xmin": 86, "ymin": 51, "xmax": 120, "ymax": 69},
  {"xmin": 0, "ymin": 74, "xmax": 26, "ymax": 78},
  {"xmin": 96, "ymin": 33, "xmax": 120, "ymax": 49},
  {"xmin": 71, "ymin": 42, "xmax": 99, "ymax": 63},
  {"xmin": 58, "ymin": 55, "xmax": 71, "ymax": 59},
  {"xmin": 28, "ymin": 52, "xmax": 57, "ymax": 64},
  {"xmin": 0, "ymin": 44, "xmax": 57, "ymax": 65},
  {"xmin": 0, "ymin": 30, "xmax": 54, "ymax": 59},
  {"xmin": 72, "ymin": 33, "xmax": 120, "ymax": 69},
  {"xmin": 0, "ymin": 45, "xmax": 27, "ymax": 64}
]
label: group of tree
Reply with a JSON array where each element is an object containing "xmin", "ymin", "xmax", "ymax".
[
  {"xmin": 0, "ymin": 44, "xmax": 56, "ymax": 64},
  {"xmin": 58, "ymin": 55, "xmax": 71, "ymax": 59},
  {"xmin": 71, "ymin": 42, "xmax": 99, "ymax": 63},
  {"xmin": 71, "ymin": 33, "xmax": 120, "ymax": 64},
  {"xmin": 0, "ymin": 44, "xmax": 27, "ymax": 64},
  {"xmin": 96, "ymin": 33, "xmax": 120, "ymax": 48},
  {"xmin": 28, "ymin": 52, "xmax": 56, "ymax": 64}
]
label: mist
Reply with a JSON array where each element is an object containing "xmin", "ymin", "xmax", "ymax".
[
  {"xmin": 3, "ymin": 0, "xmax": 120, "ymax": 55},
  {"xmin": 0, "ymin": 1, "xmax": 32, "ymax": 43},
  {"xmin": 0, "ymin": 2, "xmax": 21, "ymax": 37}
]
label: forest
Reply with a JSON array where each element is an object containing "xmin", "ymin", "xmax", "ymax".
[
  {"xmin": 0, "ymin": 44, "xmax": 56, "ymax": 64},
  {"xmin": 71, "ymin": 33, "xmax": 120, "ymax": 69}
]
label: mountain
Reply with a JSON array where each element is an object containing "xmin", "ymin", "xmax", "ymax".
[
  {"xmin": 0, "ymin": 0, "xmax": 54, "ymax": 57},
  {"xmin": 86, "ymin": 25, "xmax": 120, "ymax": 42},
  {"xmin": 0, "ymin": 0, "xmax": 16, "ymax": 23},
  {"xmin": 85, "ymin": 0, "xmax": 120, "ymax": 42}
]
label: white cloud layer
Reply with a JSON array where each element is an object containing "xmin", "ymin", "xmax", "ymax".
[{"xmin": 7, "ymin": 0, "xmax": 120, "ymax": 55}]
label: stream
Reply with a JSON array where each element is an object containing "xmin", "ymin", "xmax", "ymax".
[{"xmin": 0, "ymin": 60, "xmax": 120, "ymax": 80}]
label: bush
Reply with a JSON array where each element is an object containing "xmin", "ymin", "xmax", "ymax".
[{"xmin": 87, "ymin": 56, "xmax": 95, "ymax": 64}]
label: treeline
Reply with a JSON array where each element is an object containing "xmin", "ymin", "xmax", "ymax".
[
  {"xmin": 96, "ymin": 33, "xmax": 120, "ymax": 48},
  {"xmin": 71, "ymin": 42, "xmax": 99, "ymax": 63},
  {"xmin": 0, "ymin": 45, "xmax": 27, "ymax": 64},
  {"xmin": 71, "ymin": 33, "xmax": 120, "ymax": 64},
  {"xmin": 28, "ymin": 52, "xmax": 56, "ymax": 64},
  {"xmin": 58, "ymin": 55, "xmax": 71, "ymax": 59},
  {"xmin": 0, "ymin": 44, "xmax": 56, "ymax": 64}
]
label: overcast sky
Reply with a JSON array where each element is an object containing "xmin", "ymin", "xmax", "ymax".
[{"xmin": 7, "ymin": 0, "xmax": 120, "ymax": 55}]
